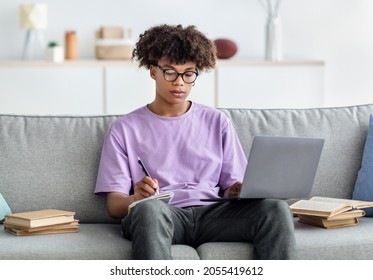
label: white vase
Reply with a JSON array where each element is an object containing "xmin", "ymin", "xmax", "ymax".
[{"xmin": 265, "ymin": 16, "xmax": 283, "ymax": 61}]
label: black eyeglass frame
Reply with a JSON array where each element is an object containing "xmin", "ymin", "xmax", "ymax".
[{"xmin": 155, "ymin": 64, "xmax": 199, "ymax": 84}]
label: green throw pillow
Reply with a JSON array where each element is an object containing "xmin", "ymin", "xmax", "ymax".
[
  {"xmin": 0, "ymin": 193, "xmax": 12, "ymax": 223},
  {"xmin": 353, "ymin": 114, "xmax": 373, "ymax": 216}
]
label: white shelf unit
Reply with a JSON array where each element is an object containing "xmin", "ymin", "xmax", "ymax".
[
  {"xmin": 215, "ymin": 60, "xmax": 324, "ymax": 109},
  {"xmin": 0, "ymin": 59, "xmax": 324, "ymax": 115}
]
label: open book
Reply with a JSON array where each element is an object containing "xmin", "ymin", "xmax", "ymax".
[
  {"xmin": 290, "ymin": 196, "xmax": 373, "ymax": 218},
  {"xmin": 128, "ymin": 191, "xmax": 174, "ymax": 212}
]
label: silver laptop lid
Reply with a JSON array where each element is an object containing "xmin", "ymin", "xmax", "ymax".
[{"xmin": 240, "ymin": 136, "xmax": 324, "ymax": 199}]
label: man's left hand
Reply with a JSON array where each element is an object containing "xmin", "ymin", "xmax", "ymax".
[{"xmin": 224, "ymin": 181, "xmax": 242, "ymax": 198}]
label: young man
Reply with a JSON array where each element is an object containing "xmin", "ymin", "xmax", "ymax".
[{"xmin": 95, "ymin": 24, "xmax": 296, "ymax": 260}]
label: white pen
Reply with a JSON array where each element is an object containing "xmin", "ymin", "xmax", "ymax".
[{"xmin": 137, "ymin": 156, "xmax": 159, "ymax": 195}]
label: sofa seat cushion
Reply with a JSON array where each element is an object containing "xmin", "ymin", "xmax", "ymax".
[
  {"xmin": 2, "ymin": 219, "xmax": 373, "ymax": 260},
  {"xmin": 0, "ymin": 223, "xmax": 199, "ymax": 260},
  {"xmin": 197, "ymin": 242, "xmax": 254, "ymax": 260},
  {"xmin": 295, "ymin": 217, "xmax": 373, "ymax": 259},
  {"xmin": 197, "ymin": 218, "xmax": 373, "ymax": 260}
]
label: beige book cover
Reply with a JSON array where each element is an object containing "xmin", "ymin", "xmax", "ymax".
[
  {"xmin": 5, "ymin": 226, "xmax": 79, "ymax": 236},
  {"xmin": 5, "ymin": 209, "xmax": 75, "ymax": 228},
  {"xmin": 290, "ymin": 196, "xmax": 373, "ymax": 218},
  {"xmin": 4, "ymin": 220, "xmax": 79, "ymax": 232},
  {"xmin": 298, "ymin": 215, "xmax": 359, "ymax": 229}
]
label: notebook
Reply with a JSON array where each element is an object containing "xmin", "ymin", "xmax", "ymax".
[{"xmin": 201, "ymin": 135, "xmax": 324, "ymax": 201}]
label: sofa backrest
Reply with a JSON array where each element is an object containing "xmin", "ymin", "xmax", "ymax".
[
  {"xmin": 1, "ymin": 104, "xmax": 372, "ymax": 223},
  {"xmin": 0, "ymin": 115, "xmax": 119, "ymax": 223},
  {"xmin": 220, "ymin": 104, "xmax": 373, "ymax": 200}
]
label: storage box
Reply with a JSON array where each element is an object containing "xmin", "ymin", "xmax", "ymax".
[
  {"xmin": 95, "ymin": 44, "xmax": 133, "ymax": 60},
  {"xmin": 95, "ymin": 26, "xmax": 134, "ymax": 60},
  {"xmin": 97, "ymin": 26, "xmax": 123, "ymax": 39}
]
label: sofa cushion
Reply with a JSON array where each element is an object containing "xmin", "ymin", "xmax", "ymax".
[
  {"xmin": 198, "ymin": 218, "xmax": 373, "ymax": 260},
  {"xmin": 219, "ymin": 104, "xmax": 373, "ymax": 199},
  {"xmin": 295, "ymin": 217, "xmax": 373, "ymax": 259},
  {"xmin": 353, "ymin": 114, "xmax": 373, "ymax": 216},
  {"xmin": 0, "ymin": 224, "xmax": 130, "ymax": 259},
  {"xmin": 197, "ymin": 242, "xmax": 253, "ymax": 259},
  {"xmin": 0, "ymin": 223, "xmax": 200, "ymax": 260},
  {"xmin": 0, "ymin": 115, "xmax": 120, "ymax": 223}
]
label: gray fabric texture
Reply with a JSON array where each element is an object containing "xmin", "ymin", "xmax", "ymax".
[
  {"xmin": 0, "ymin": 224, "xmax": 131, "ymax": 259},
  {"xmin": 0, "ymin": 223, "xmax": 199, "ymax": 260},
  {"xmin": 2, "ymin": 219, "xmax": 373, "ymax": 260},
  {"xmin": 196, "ymin": 218, "xmax": 373, "ymax": 260},
  {"xmin": 197, "ymin": 242, "xmax": 254, "ymax": 260},
  {"xmin": 0, "ymin": 115, "xmax": 120, "ymax": 223},
  {"xmin": 295, "ymin": 217, "xmax": 373, "ymax": 259}
]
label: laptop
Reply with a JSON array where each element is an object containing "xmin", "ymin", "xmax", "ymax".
[{"xmin": 201, "ymin": 135, "xmax": 324, "ymax": 201}]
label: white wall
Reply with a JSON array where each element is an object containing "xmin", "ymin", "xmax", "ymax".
[{"xmin": 1, "ymin": 0, "xmax": 373, "ymax": 107}]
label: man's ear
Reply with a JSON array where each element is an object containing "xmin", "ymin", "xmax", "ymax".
[{"xmin": 150, "ymin": 65, "xmax": 157, "ymax": 80}]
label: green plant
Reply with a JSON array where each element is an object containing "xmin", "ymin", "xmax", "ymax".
[{"xmin": 48, "ymin": 41, "xmax": 59, "ymax": 48}]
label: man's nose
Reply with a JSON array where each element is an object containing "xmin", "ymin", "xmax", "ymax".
[{"xmin": 172, "ymin": 74, "xmax": 184, "ymax": 85}]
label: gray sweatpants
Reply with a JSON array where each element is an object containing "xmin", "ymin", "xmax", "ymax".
[{"xmin": 121, "ymin": 198, "xmax": 296, "ymax": 260}]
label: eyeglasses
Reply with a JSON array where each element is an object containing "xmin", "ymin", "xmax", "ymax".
[{"xmin": 155, "ymin": 64, "xmax": 198, "ymax": 84}]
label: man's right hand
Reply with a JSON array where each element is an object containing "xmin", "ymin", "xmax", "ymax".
[
  {"xmin": 133, "ymin": 177, "xmax": 159, "ymax": 201},
  {"xmin": 106, "ymin": 177, "xmax": 159, "ymax": 219}
]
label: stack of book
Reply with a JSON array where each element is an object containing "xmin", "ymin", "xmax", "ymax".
[
  {"xmin": 4, "ymin": 209, "xmax": 79, "ymax": 236},
  {"xmin": 290, "ymin": 196, "xmax": 373, "ymax": 229}
]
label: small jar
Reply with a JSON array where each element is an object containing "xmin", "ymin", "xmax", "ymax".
[{"xmin": 65, "ymin": 31, "xmax": 77, "ymax": 60}]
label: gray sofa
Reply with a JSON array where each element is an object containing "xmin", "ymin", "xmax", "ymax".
[{"xmin": 1, "ymin": 103, "xmax": 373, "ymax": 260}]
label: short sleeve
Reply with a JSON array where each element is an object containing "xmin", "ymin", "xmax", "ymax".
[
  {"xmin": 218, "ymin": 117, "xmax": 248, "ymax": 190},
  {"xmin": 94, "ymin": 125, "xmax": 133, "ymax": 195}
]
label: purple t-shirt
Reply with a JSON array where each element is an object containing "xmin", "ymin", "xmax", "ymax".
[{"xmin": 94, "ymin": 102, "xmax": 247, "ymax": 208}]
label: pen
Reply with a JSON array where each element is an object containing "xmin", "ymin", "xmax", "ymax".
[{"xmin": 137, "ymin": 156, "xmax": 159, "ymax": 195}]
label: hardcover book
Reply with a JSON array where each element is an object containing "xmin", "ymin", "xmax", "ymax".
[
  {"xmin": 4, "ymin": 209, "xmax": 75, "ymax": 228},
  {"xmin": 297, "ymin": 215, "xmax": 359, "ymax": 229},
  {"xmin": 4, "ymin": 220, "xmax": 79, "ymax": 232},
  {"xmin": 290, "ymin": 196, "xmax": 373, "ymax": 218},
  {"xmin": 5, "ymin": 226, "xmax": 79, "ymax": 236}
]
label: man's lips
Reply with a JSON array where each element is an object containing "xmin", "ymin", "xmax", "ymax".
[{"xmin": 170, "ymin": 90, "xmax": 186, "ymax": 96}]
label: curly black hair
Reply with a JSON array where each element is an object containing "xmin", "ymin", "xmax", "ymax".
[{"xmin": 132, "ymin": 24, "xmax": 216, "ymax": 71}]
